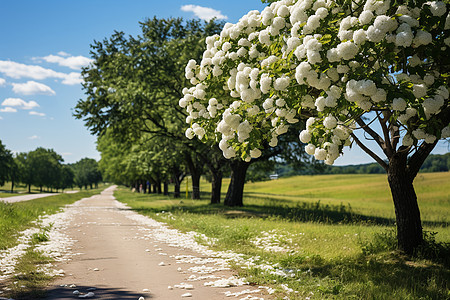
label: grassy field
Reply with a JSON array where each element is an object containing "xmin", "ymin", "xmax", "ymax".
[{"xmin": 115, "ymin": 172, "xmax": 450, "ymax": 300}]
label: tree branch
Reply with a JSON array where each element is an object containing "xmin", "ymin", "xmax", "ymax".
[
  {"xmin": 351, "ymin": 133, "xmax": 388, "ymax": 171},
  {"xmin": 407, "ymin": 141, "xmax": 437, "ymax": 179},
  {"xmin": 378, "ymin": 112, "xmax": 393, "ymax": 157},
  {"xmin": 355, "ymin": 116, "xmax": 389, "ymax": 157},
  {"xmin": 407, "ymin": 106, "xmax": 450, "ymax": 178}
]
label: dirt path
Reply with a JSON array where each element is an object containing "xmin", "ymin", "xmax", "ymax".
[
  {"xmin": 0, "ymin": 191, "xmax": 78, "ymax": 203},
  {"xmin": 45, "ymin": 186, "xmax": 269, "ymax": 300},
  {"xmin": 0, "ymin": 193, "xmax": 57, "ymax": 203}
]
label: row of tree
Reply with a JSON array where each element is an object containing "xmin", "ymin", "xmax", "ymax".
[
  {"xmin": 74, "ymin": 17, "xmax": 314, "ymax": 206},
  {"xmin": 0, "ymin": 140, "xmax": 102, "ymax": 193},
  {"xmin": 73, "ymin": 0, "xmax": 450, "ymax": 256}
]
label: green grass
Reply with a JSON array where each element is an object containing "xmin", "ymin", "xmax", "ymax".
[
  {"xmin": 2, "ymin": 249, "xmax": 54, "ymax": 300},
  {"xmin": 115, "ymin": 173, "xmax": 450, "ymax": 300}
]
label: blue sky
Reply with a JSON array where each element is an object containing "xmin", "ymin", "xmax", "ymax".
[{"xmin": 0, "ymin": 1, "xmax": 448, "ymax": 166}]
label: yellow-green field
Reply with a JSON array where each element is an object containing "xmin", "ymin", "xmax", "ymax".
[
  {"xmin": 115, "ymin": 172, "xmax": 450, "ymax": 300},
  {"xmin": 199, "ymin": 172, "xmax": 450, "ymax": 225}
]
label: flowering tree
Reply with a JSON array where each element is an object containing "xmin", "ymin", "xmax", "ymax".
[
  {"xmin": 75, "ymin": 18, "xmax": 225, "ymax": 201},
  {"xmin": 180, "ymin": 0, "xmax": 450, "ymax": 253}
]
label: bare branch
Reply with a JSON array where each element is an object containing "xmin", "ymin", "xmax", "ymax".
[
  {"xmin": 378, "ymin": 111, "xmax": 393, "ymax": 157},
  {"xmin": 351, "ymin": 133, "xmax": 388, "ymax": 171},
  {"xmin": 407, "ymin": 141, "xmax": 437, "ymax": 179},
  {"xmin": 390, "ymin": 122, "xmax": 400, "ymax": 151},
  {"xmin": 355, "ymin": 117, "xmax": 388, "ymax": 156}
]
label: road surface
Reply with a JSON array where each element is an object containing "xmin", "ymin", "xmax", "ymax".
[
  {"xmin": 44, "ymin": 186, "xmax": 269, "ymax": 300},
  {"xmin": 0, "ymin": 193, "xmax": 57, "ymax": 203},
  {"xmin": 0, "ymin": 191, "xmax": 78, "ymax": 203}
]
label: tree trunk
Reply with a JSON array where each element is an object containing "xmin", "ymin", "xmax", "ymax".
[
  {"xmin": 210, "ymin": 170, "xmax": 223, "ymax": 204},
  {"xmin": 152, "ymin": 184, "xmax": 157, "ymax": 193},
  {"xmin": 185, "ymin": 154, "xmax": 202, "ymax": 200},
  {"xmin": 388, "ymin": 154, "xmax": 423, "ymax": 254},
  {"xmin": 174, "ymin": 182, "xmax": 180, "ymax": 198},
  {"xmin": 163, "ymin": 181, "xmax": 169, "ymax": 195},
  {"xmin": 172, "ymin": 167, "xmax": 184, "ymax": 199},
  {"xmin": 28, "ymin": 184, "xmax": 31, "ymax": 193},
  {"xmin": 143, "ymin": 182, "xmax": 147, "ymax": 194},
  {"xmin": 10, "ymin": 178, "xmax": 14, "ymax": 193},
  {"xmin": 224, "ymin": 160, "xmax": 250, "ymax": 207},
  {"xmin": 157, "ymin": 181, "xmax": 162, "ymax": 194},
  {"xmin": 191, "ymin": 173, "xmax": 201, "ymax": 200}
]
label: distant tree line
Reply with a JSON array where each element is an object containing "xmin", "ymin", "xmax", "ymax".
[
  {"xmin": 0, "ymin": 139, "xmax": 102, "ymax": 193},
  {"xmin": 324, "ymin": 153, "xmax": 450, "ymax": 175},
  {"xmin": 271, "ymin": 153, "xmax": 450, "ymax": 178}
]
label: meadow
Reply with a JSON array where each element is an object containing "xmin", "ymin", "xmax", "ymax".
[{"xmin": 115, "ymin": 172, "xmax": 450, "ymax": 300}]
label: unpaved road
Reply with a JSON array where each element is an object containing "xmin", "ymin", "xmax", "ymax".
[
  {"xmin": 0, "ymin": 191, "xmax": 78, "ymax": 203},
  {"xmin": 0, "ymin": 193, "xmax": 57, "ymax": 203},
  {"xmin": 45, "ymin": 186, "xmax": 268, "ymax": 300}
]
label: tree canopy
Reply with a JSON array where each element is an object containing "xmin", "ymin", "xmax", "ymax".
[
  {"xmin": 74, "ymin": 17, "xmax": 229, "ymax": 200},
  {"xmin": 0, "ymin": 140, "xmax": 13, "ymax": 186},
  {"xmin": 180, "ymin": 0, "xmax": 449, "ymax": 253},
  {"xmin": 71, "ymin": 158, "xmax": 102, "ymax": 189}
]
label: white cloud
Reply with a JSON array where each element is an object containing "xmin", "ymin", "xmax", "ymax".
[
  {"xmin": 0, "ymin": 60, "xmax": 63, "ymax": 80},
  {"xmin": 2, "ymin": 98, "xmax": 40, "ymax": 110},
  {"xmin": 0, "ymin": 60, "xmax": 82, "ymax": 85},
  {"xmin": 41, "ymin": 54, "xmax": 93, "ymax": 70},
  {"xmin": 0, "ymin": 116, "xmax": 3, "ymax": 120},
  {"xmin": 12, "ymin": 81, "xmax": 55, "ymax": 95},
  {"xmin": 28, "ymin": 135, "xmax": 40, "ymax": 140},
  {"xmin": 0, "ymin": 78, "xmax": 5, "ymax": 86},
  {"xmin": 0, "ymin": 107, "xmax": 17, "ymax": 113},
  {"xmin": 29, "ymin": 111, "xmax": 46, "ymax": 117},
  {"xmin": 62, "ymin": 72, "xmax": 83, "ymax": 85},
  {"xmin": 181, "ymin": 5, "xmax": 228, "ymax": 21},
  {"xmin": 57, "ymin": 51, "xmax": 70, "ymax": 57}
]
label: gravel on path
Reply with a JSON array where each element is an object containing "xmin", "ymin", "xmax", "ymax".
[{"xmin": 44, "ymin": 186, "xmax": 270, "ymax": 300}]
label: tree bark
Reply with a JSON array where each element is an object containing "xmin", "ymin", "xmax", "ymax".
[
  {"xmin": 174, "ymin": 182, "xmax": 180, "ymax": 198},
  {"xmin": 163, "ymin": 181, "xmax": 169, "ymax": 195},
  {"xmin": 388, "ymin": 153, "xmax": 423, "ymax": 254},
  {"xmin": 210, "ymin": 170, "xmax": 223, "ymax": 204},
  {"xmin": 185, "ymin": 154, "xmax": 202, "ymax": 200},
  {"xmin": 224, "ymin": 160, "xmax": 250, "ymax": 207},
  {"xmin": 143, "ymin": 182, "xmax": 147, "ymax": 194},
  {"xmin": 191, "ymin": 172, "xmax": 201, "ymax": 200}
]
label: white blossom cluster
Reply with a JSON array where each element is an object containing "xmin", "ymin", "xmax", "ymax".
[{"xmin": 180, "ymin": 0, "xmax": 450, "ymax": 164}]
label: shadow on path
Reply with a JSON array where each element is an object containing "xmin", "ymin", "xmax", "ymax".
[{"xmin": 45, "ymin": 285, "xmax": 151, "ymax": 299}]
